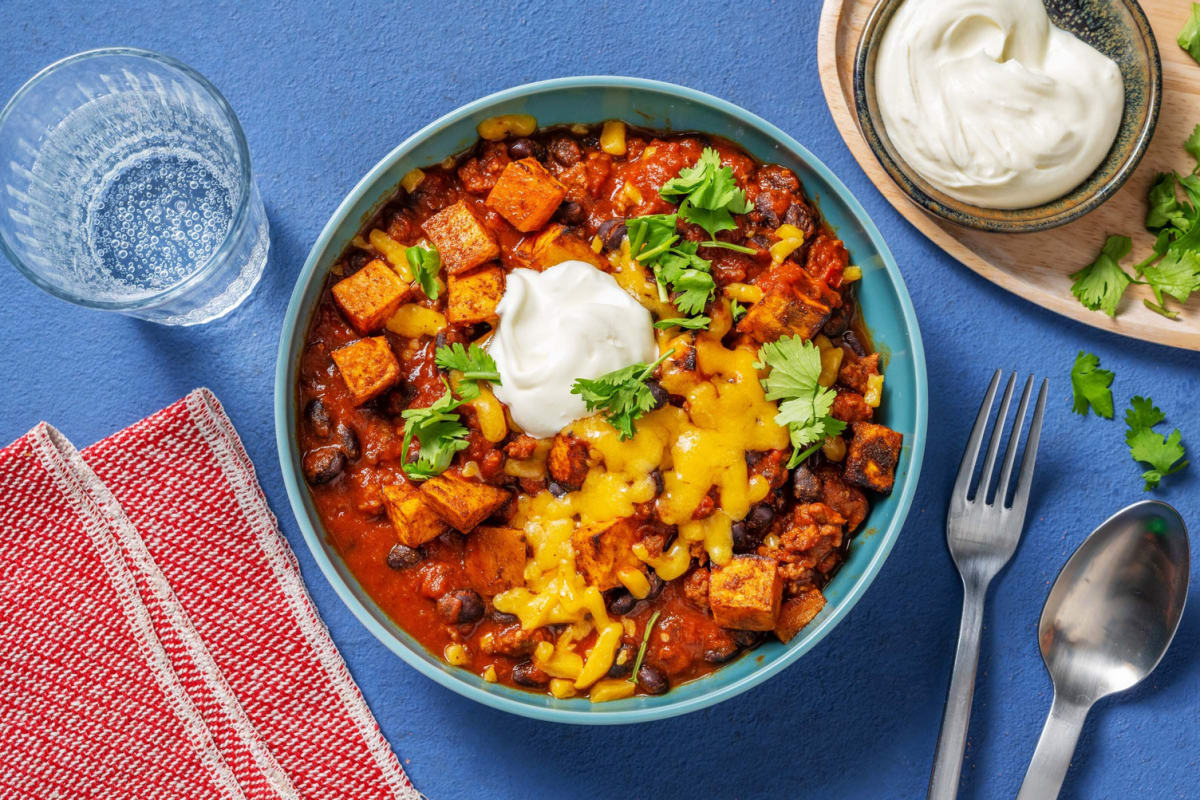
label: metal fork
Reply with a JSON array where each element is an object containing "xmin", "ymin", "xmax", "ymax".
[{"xmin": 927, "ymin": 370, "xmax": 1049, "ymax": 800}]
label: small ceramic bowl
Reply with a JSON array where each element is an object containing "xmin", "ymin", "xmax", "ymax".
[
  {"xmin": 853, "ymin": 0, "xmax": 1162, "ymax": 233},
  {"xmin": 275, "ymin": 77, "xmax": 928, "ymax": 724}
]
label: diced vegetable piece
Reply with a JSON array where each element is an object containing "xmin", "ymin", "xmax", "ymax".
[
  {"xmin": 419, "ymin": 473, "xmax": 511, "ymax": 532},
  {"xmin": 464, "ymin": 526, "xmax": 527, "ymax": 595},
  {"xmin": 330, "ymin": 259, "xmax": 410, "ymax": 334},
  {"xmin": 708, "ymin": 554, "xmax": 783, "ymax": 631},
  {"xmin": 547, "ymin": 432, "xmax": 590, "ymax": 490},
  {"xmin": 571, "ymin": 517, "xmax": 647, "ymax": 591},
  {"xmin": 421, "ymin": 201, "xmax": 499, "ymax": 274},
  {"xmin": 446, "ymin": 265, "xmax": 504, "ymax": 324},
  {"xmin": 330, "ymin": 337, "xmax": 399, "ymax": 405},
  {"xmin": 382, "ymin": 483, "xmax": 448, "ymax": 547},
  {"xmin": 486, "ymin": 158, "xmax": 567, "ymax": 232},
  {"xmin": 735, "ymin": 287, "xmax": 831, "ymax": 344},
  {"xmin": 774, "ymin": 588, "xmax": 826, "ymax": 643},
  {"xmin": 844, "ymin": 422, "xmax": 903, "ymax": 493},
  {"xmin": 529, "ymin": 223, "xmax": 606, "ymax": 270}
]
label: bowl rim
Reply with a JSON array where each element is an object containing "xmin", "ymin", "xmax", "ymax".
[
  {"xmin": 273, "ymin": 75, "xmax": 928, "ymax": 724},
  {"xmin": 851, "ymin": 0, "xmax": 1162, "ymax": 233}
]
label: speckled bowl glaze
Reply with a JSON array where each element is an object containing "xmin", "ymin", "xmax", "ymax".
[
  {"xmin": 275, "ymin": 77, "xmax": 927, "ymax": 724},
  {"xmin": 853, "ymin": 0, "xmax": 1161, "ymax": 233}
]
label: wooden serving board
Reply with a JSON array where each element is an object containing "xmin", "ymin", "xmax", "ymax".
[{"xmin": 818, "ymin": 0, "xmax": 1200, "ymax": 350}]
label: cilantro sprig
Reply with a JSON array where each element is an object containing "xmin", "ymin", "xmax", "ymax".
[
  {"xmin": 1180, "ymin": 3, "xmax": 1200, "ymax": 64},
  {"xmin": 659, "ymin": 148, "xmax": 754, "ymax": 254},
  {"xmin": 653, "ymin": 316, "xmax": 710, "ymax": 330},
  {"xmin": 626, "ymin": 214, "xmax": 717, "ymax": 317},
  {"xmin": 405, "ymin": 244, "xmax": 441, "ymax": 300},
  {"xmin": 1070, "ymin": 236, "xmax": 1133, "ymax": 317},
  {"xmin": 1069, "ymin": 351, "xmax": 1114, "ymax": 419},
  {"xmin": 400, "ymin": 383, "xmax": 472, "ymax": 480},
  {"xmin": 434, "ymin": 342, "xmax": 501, "ymax": 389},
  {"xmin": 755, "ymin": 336, "xmax": 846, "ymax": 468},
  {"xmin": 571, "ymin": 350, "xmax": 672, "ymax": 439},
  {"xmin": 1124, "ymin": 396, "xmax": 1189, "ymax": 491},
  {"xmin": 628, "ymin": 610, "xmax": 661, "ymax": 685}
]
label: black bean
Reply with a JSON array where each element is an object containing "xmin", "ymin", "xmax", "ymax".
[
  {"xmin": 793, "ymin": 465, "xmax": 822, "ymax": 502},
  {"xmin": 822, "ymin": 306, "xmax": 850, "ymax": 338},
  {"xmin": 749, "ymin": 233, "xmax": 773, "ymax": 251},
  {"xmin": 667, "ymin": 393, "xmax": 686, "ymax": 408},
  {"xmin": 646, "ymin": 379, "xmax": 668, "ymax": 410},
  {"xmin": 386, "ymin": 544, "xmax": 423, "ymax": 570},
  {"xmin": 597, "ymin": 218, "xmax": 627, "ymax": 251},
  {"xmin": 547, "ymin": 481, "xmax": 568, "ymax": 498},
  {"xmin": 302, "ymin": 448, "xmax": 344, "ymax": 485},
  {"xmin": 507, "ymin": 138, "xmax": 544, "ymax": 161},
  {"xmin": 491, "ymin": 610, "xmax": 519, "ymax": 625},
  {"xmin": 841, "ymin": 330, "xmax": 867, "ymax": 357},
  {"xmin": 555, "ymin": 200, "xmax": 585, "ymax": 225},
  {"xmin": 745, "ymin": 503, "xmax": 775, "ymax": 533},
  {"xmin": 754, "ymin": 193, "xmax": 780, "ymax": 227},
  {"xmin": 650, "ymin": 469, "xmax": 665, "ymax": 496},
  {"xmin": 729, "ymin": 629, "xmax": 766, "ymax": 649},
  {"xmin": 580, "ymin": 134, "xmax": 600, "ymax": 149},
  {"xmin": 338, "ymin": 423, "xmax": 361, "ymax": 461},
  {"xmin": 783, "ymin": 202, "xmax": 816, "ymax": 238},
  {"xmin": 731, "ymin": 521, "xmax": 755, "ymax": 553},
  {"xmin": 645, "ymin": 570, "xmax": 665, "ymax": 600},
  {"xmin": 304, "ymin": 398, "xmax": 332, "ymax": 438},
  {"xmin": 512, "ymin": 660, "xmax": 549, "ymax": 687},
  {"xmin": 703, "ymin": 641, "xmax": 739, "ymax": 664},
  {"xmin": 607, "ymin": 642, "xmax": 637, "ymax": 678},
  {"xmin": 605, "ymin": 588, "xmax": 636, "ymax": 616},
  {"xmin": 637, "ymin": 663, "xmax": 670, "ymax": 695},
  {"xmin": 549, "ymin": 136, "xmax": 581, "ymax": 166},
  {"xmin": 682, "ymin": 347, "xmax": 697, "ymax": 372},
  {"xmin": 436, "ymin": 589, "xmax": 484, "ymax": 624},
  {"xmin": 434, "ymin": 330, "xmax": 448, "ymax": 350}
]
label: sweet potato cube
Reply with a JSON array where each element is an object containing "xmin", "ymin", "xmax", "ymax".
[
  {"xmin": 382, "ymin": 484, "xmax": 448, "ymax": 547},
  {"xmin": 774, "ymin": 588, "xmax": 827, "ymax": 643},
  {"xmin": 571, "ymin": 517, "xmax": 645, "ymax": 591},
  {"xmin": 486, "ymin": 158, "xmax": 566, "ymax": 232},
  {"xmin": 845, "ymin": 422, "xmax": 903, "ymax": 493},
  {"xmin": 419, "ymin": 473, "xmax": 511, "ymax": 532},
  {"xmin": 529, "ymin": 224, "xmax": 606, "ymax": 271},
  {"xmin": 446, "ymin": 265, "xmax": 504, "ymax": 324},
  {"xmin": 735, "ymin": 287, "xmax": 830, "ymax": 345},
  {"xmin": 331, "ymin": 259, "xmax": 411, "ymax": 334},
  {"xmin": 421, "ymin": 201, "xmax": 499, "ymax": 274},
  {"xmin": 548, "ymin": 432, "xmax": 590, "ymax": 490},
  {"xmin": 465, "ymin": 526, "xmax": 527, "ymax": 595},
  {"xmin": 330, "ymin": 337, "xmax": 399, "ymax": 405},
  {"xmin": 708, "ymin": 555, "xmax": 783, "ymax": 631}
]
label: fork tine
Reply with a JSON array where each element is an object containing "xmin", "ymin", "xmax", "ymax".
[
  {"xmin": 952, "ymin": 369, "xmax": 1002, "ymax": 500},
  {"xmin": 976, "ymin": 372, "xmax": 1017, "ymax": 503},
  {"xmin": 995, "ymin": 375, "xmax": 1034, "ymax": 507},
  {"xmin": 1009, "ymin": 378, "xmax": 1049, "ymax": 516}
]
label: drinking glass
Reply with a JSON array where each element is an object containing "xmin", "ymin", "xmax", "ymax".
[{"xmin": 0, "ymin": 48, "xmax": 269, "ymax": 325}]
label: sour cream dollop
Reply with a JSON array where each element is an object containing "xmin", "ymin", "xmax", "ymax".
[
  {"xmin": 875, "ymin": 0, "xmax": 1124, "ymax": 209},
  {"xmin": 489, "ymin": 260, "xmax": 656, "ymax": 439}
]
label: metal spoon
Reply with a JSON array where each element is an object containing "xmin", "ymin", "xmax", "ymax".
[{"xmin": 1016, "ymin": 500, "xmax": 1189, "ymax": 800}]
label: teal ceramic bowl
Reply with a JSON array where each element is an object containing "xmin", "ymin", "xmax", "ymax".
[{"xmin": 274, "ymin": 77, "xmax": 928, "ymax": 724}]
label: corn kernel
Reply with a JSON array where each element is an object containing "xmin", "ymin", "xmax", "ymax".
[
  {"xmin": 350, "ymin": 234, "xmax": 371, "ymax": 251},
  {"xmin": 462, "ymin": 460, "xmax": 481, "ymax": 479},
  {"xmin": 642, "ymin": 145, "xmax": 657, "ymax": 159},
  {"xmin": 569, "ymin": 123, "xmax": 589, "ymax": 135},
  {"xmin": 621, "ymin": 618, "xmax": 637, "ymax": 638},
  {"xmin": 368, "ymin": 229, "xmax": 414, "ymax": 281},
  {"xmin": 549, "ymin": 679, "xmax": 576, "ymax": 699},
  {"xmin": 386, "ymin": 304, "xmax": 446, "ymax": 338},
  {"xmin": 724, "ymin": 282, "xmax": 763, "ymax": 304},
  {"xmin": 775, "ymin": 224, "xmax": 806, "ymax": 241},
  {"xmin": 440, "ymin": 155, "xmax": 456, "ymax": 170},
  {"xmin": 822, "ymin": 435, "xmax": 847, "ymax": 462},
  {"xmin": 818, "ymin": 344, "xmax": 845, "ymax": 388},
  {"xmin": 769, "ymin": 223, "xmax": 806, "ymax": 264},
  {"xmin": 748, "ymin": 474, "xmax": 771, "ymax": 503},
  {"xmin": 763, "ymin": 533, "xmax": 780, "ymax": 549},
  {"xmin": 600, "ymin": 120, "xmax": 627, "ymax": 156},
  {"xmin": 444, "ymin": 643, "xmax": 470, "ymax": 666},
  {"xmin": 401, "ymin": 168, "xmax": 425, "ymax": 193},
  {"xmin": 477, "ymin": 113, "xmax": 537, "ymax": 141},
  {"xmin": 864, "ymin": 373, "xmax": 884, "ymax": 408},
  {"xmin": 622, "ymin": 182, "xmax": 643, "ymax": 207},
  {"xmin": 482, "ymin": 665, "xmax": 498, "ymax": 683},
  {"xmin": 589, "ymin": 678, "xmax": 636, "ymax": 703},
  {"xmin": 468, "ymin": 384, "xmax": 508, "ymax": 443},
  {"xmin": 843, "ymin": 265, "xmax": 863, "ymax": 282},
  {"xmin": 617, "ymin": 568, "xmax": 651, "ymax": 599},
  {"xmin": 590, "ymin": 234, "xmax": 603, "ymax": 253}
]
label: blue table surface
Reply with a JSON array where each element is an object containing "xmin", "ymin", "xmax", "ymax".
[{"xmin": 3, "ymin": 2, "xmax": 1197, "ymax": 798}]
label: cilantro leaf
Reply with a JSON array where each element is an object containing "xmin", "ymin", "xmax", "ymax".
[
  {"xmin": 435, "ymin": 342, "xmax": 501, "ymax": 384},
  {"xmin": 1186, "ymin": 123, "xmax": 1200, "ymax": 166},
  {"xmin": 658, "ymin": 147, "xmax": 754, "ymax": 253},
  {"xmin": 670, "ymin": 269, "xmax": 717, "ymax": 316},
  {"xmin": 400, "ymin": 383, "xmax": 472, "ymax": 479},
  {"xmin": 405, "ymin": 245, "xmax": 441, "ymax": 300},
  {"xmin": 570, "ymin": 350, "xmax": 672, "ymax": 439},
  {"xmin": 755, "ymin": 336, "xmax": 846, "ymax": 468},
  {"xmin": 730, "ymin": 299, "xmax": 746, "ymax": 323},
  {"xmin": 1124, "ymin": 396, "xmax": 1188, "ymax": 491},
  {"xmin": 626, "ymin": 218, "xmax": 717, "ymax": 315},
  {"xmin": 1141, "ymin": 247, "xmax": 1200, "ymax": 305},
  {"xmin": 1180, "ymin": 3, "xmax": 1200, "ymax": 65},
  {"xmin": 626, "ymin": 214, "xmax": 679, "ymax": 264},
  {"xmin": 1069, "ymin": 351, "xmax": 1114, "ymax": 419},
  {"xmin": 654, "ymin": 316, "xmax": 710, "ymax": 330},
  {"xmin": 1145, "ymin": 173, "xmax": 1186, "ymax": 231},
  {"xmin": 1070, "ymin": 235, "xmax": 1133, "ymax": 317}
]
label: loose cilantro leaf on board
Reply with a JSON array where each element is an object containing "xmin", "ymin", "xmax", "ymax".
[
  {"xmin": 400, "ymin": 383, "xmax": 472, "ymax": 479},
  {"xmin": 571, "ymin": 350, "xmax": 673, "ymax": 440},
  {"xmin": 1124, "ymin": 396, "xmax": 1189, "ymax": 491},
  {"xmin": 1179, "ymin": 3, "xmax": 1200, "ymax": 64},
  {"xmin": 405, "ymin": 244, "xmax": 441, "ymax": 300},
  {"xmin": 1145, "ymin": 173, "xmax": 1186, "ymax": 231},
  {"xmin": 654, "ymin": 316, "xmax": 711, "ymax": 330},
  {"xmin": 1186, "ymin": 122, "xmax": 1200, "ymax": 164},
  {"xmin": 434, "ymin": 342, "xmax": 501, "ymax": 386},
  {"xmin": 1069, "ymin": 351, "xmax": 1114, "ymax": 419},
  {"xmin": 659, "ymin": 148, "xmax": 754, "ymax": 254},
  {"xmin": 1070, "ymin": 235, "xmax": 1134, "ymax": 317},
  {"xmin": 755, "ymin": 336, "xmax": 847, "ymax": 468}
]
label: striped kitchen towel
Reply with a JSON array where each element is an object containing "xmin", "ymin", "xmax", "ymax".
[{"xmin": 0, "ymin": 388, "xmax": 422, "ymax": 800}]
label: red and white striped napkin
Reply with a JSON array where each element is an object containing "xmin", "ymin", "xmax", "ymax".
[{"xmin": 0, "ymin": 388, "xmax": 422, "ymax": 800}]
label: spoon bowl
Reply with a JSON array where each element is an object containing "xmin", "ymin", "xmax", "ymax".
[{"xmin": 1018, "ymin": 500, "xmax": 1189, "ymax": 799}]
